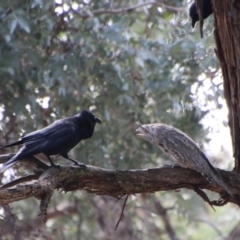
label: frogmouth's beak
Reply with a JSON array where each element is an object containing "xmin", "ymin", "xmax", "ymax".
[
  {"xmin": 135, "ymin": 122, "xmax": 146, "ymax": 137},
  {"xmin": 136, "ymin": 122, "xmax": 152, "ymax": 142},
  {"xmin": 95, "ymin": 117, "xmax": 102, "ymax": 124},
  {"xmin": 135, "ymin": 122, "xmax": 152, "ymax": 142}
]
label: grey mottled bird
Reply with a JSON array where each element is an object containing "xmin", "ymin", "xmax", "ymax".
[
  {"xmin": 135, "ymin": 122, "xmax": 233, "ymax": 196},
  {"xmin": 0, "ymin": 110, "xmax": 102, "ymax": 173}
]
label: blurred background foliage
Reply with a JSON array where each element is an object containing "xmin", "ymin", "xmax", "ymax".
[{"xmin": 0, "ymin": 0, "xmax": 238, "ymax": 239}]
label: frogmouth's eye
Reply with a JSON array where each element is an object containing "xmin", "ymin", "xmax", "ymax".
[
  {"xmin": 143, "ymin": 128, "xmax": 148, "ymax": 133},
  {"xmin": 135, "ymin": 122, "xmax": 148, "ymax": 134},
  {"xmin": 139, "ymin": 125, "xmax": 148, "ymax": 134}
]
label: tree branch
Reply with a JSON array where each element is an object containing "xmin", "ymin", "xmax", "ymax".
[
  {"xmin": 0, "ymin": 164, "xmax": 239, "ymax": 210},
  {"xmin": 154, "ymin": 200, "xmax": 179, "ymax": 240},
  {"xmin": 71, "ymin": 1, "xmax": 185, "ymax": 19}
]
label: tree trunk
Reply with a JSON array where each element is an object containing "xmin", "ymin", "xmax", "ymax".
[{"xmin": 213, "ymin": 0, "xmax": 240, "ymax": 170}]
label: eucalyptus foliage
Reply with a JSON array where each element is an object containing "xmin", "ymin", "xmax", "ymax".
[{"xmin": 0, "ymin": 1, "xmax": 230, "ymax": 239}]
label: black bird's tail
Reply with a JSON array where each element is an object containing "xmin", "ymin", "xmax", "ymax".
[
  {"xmin": 0, "ymin": 140, "xmax": 24, "ymax": 149},
  {"xmin": 0, "ymin": 147, "xmax": 25, "ymax": 174}
]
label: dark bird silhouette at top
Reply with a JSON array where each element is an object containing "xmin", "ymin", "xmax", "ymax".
[
  {"xmin": 189, "ymin": 0, "xmax": 213, "ymax": 28},
  {"xmin": 0, "ymin": 110, "xmax": 102, "ymax": 174}
]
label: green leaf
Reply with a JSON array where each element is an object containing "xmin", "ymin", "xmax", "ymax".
[
  {"xmin": 10, "ymin": 19, "xmax": 18, "ymax": 34},
  {"xmin": 17, "ymin": 17, "xmax": 30, "ymax": 33}
]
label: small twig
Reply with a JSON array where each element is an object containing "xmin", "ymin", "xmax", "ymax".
[
  {"xmin": 0, "ymin": 174, "xmax": 40, "ymax": 189},
  {"xmin": 193, "ymin": 217, "xmax": 225, "ymax": 238},
  {"xmin": 38, "ymin": 191, "xmax": 53, "ymax": 223},
  {"xmin": 193, "ymin": 187, "xmax": 216, "ymax": 211},
  {"xmin": 154, "ymin": 200, "xmax": 179, "ymax": 240},
  {"xmin": 115, "ymin": 194, "xmax": 129, "ymax": 230},
  {"xmin": 115, "ymin": 194, "xmax": 125, "ymax": 203},
  {"xmin": 71, "ymin": 1, "xmax": 185, "ymax": 20}
]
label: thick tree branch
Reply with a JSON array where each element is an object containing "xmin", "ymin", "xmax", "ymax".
[{"xmin": 0, "ymin": 164, "xmax": 239, "ymax": 209}]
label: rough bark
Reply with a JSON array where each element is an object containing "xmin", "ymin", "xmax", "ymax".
[
  {"xmin": 213, "ymin": 0, "xmax": 240, "ymax": 170},
  {"xmin": 0, "ymin": 155, "xmax": 239, "ymax": 215}
]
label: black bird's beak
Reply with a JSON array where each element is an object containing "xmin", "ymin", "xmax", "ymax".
[{"xmin": 95, "ymin": 117, "xmax": 102, "ymax": 124}]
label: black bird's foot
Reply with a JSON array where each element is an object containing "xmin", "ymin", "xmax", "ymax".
[
  {"xmin": 61, "ymin": 154, "xmax": 87, "ymax": 169},
  {"xmin": 74, "ymin": 161, "xmax": 87, "ymax": 169},
  {"xmin": 45, "ymin": 154, "xmax": 59, "ymax": 167},
  {"xmin": 67, "ymin": 157, "xmax": 87, "ymax": 169}
]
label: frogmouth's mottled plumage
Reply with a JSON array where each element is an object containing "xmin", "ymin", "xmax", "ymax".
[{"xmin": 136, "ymin": 122, "xmax": 233, "ymax": 196}]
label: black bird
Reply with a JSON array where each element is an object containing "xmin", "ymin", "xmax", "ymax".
[
  {"xmin": 189, "ymin": 0, "xmax": 213, "ymax": 28},
  {"xmin": 0, "ymin": 110, "xmax": 102, "ymax": 173}
]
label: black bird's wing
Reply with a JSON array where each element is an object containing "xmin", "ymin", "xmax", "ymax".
[
  {"xmin": 0, "ymin": 119, "xmax": 79, "ymax": 173},
  {"xmin": 21, "ymin": 119, "xmax": 78, "ymax": 154},
  {"xmin": 0, "ymin": 139, "xmax": 24, "ymax": 149}
]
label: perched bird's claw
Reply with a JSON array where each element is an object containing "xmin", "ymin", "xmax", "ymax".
[
  {"xmin": 74, "ymin": 161, "xmax": 87, "ymax": 169},
  {"xmin": 67, "ymin": 158, "xmax": 87, "ymax": 169},
  {"xmin": 77, "ymin": 163, "xmax": 87, "ymax": 169}
]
